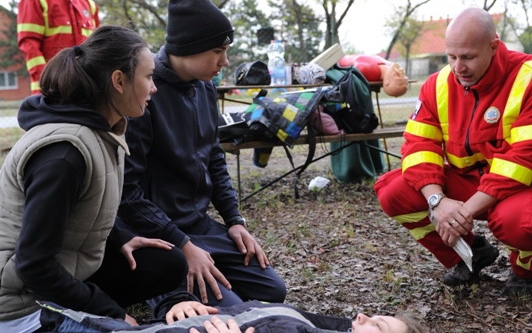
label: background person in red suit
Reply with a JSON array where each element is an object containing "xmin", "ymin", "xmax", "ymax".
[{"xmin": 17, "ymin": 0, "xmax": 100, "ymax": 94}]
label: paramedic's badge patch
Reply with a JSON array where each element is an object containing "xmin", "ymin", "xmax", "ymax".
[
  {"xmin": 411, "ymin": 99, "xmax": 422, "ymax": 120},
  {"xmin": 484, "ymin": 107, "xmax": 500, "ymax": 124}
]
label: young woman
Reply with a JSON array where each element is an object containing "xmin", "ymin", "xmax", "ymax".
[{"xmin": 0, "ymin": 25, "xmax": 187, "ymax": 333}]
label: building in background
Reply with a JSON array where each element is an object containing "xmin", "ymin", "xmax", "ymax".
[{"xmin": 0, "ymin": 6, "xmax": 31, "ymax": 101}]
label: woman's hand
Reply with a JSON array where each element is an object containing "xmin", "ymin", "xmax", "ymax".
[{"xmin": 120, "ymin": 236, "xmax": 175, "ymax": 270}]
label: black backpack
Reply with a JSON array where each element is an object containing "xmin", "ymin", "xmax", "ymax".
[
  {"xmin": 323, "ymin": 65, "xmax": 379, "ymax": 133},
  {"xmin": 234, "ymin": 60, "xmax": 271, "ymax": 86}
]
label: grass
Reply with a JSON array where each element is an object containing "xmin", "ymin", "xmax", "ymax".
[{"xmin": 0, "ymin": 127, "xmax": 24, "ymax": 164}]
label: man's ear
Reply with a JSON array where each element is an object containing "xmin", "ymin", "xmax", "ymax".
[
  {"xmin": 490, "ymin": 38, "xmax": 500, "ymax": 55},
  {"xmin": 111, "ymin": 70, "xmax": 125, "ymax": 94}
]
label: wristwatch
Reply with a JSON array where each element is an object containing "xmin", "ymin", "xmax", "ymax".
[
  {"xmin": 226, "ymin": 216, "xmax": 247, "ymax": 228},
  {"xmin": 427, "ymin": 193, "xmax": 445, "ymax": 209}
]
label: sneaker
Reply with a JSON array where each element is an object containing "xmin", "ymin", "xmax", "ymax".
[
  {"xmin": 443, "ymin": 235, "xmax": 499, "ymax": 286},
  {"xmin": 504, "ymin": 272, "xmax": 532, "ymax": 296}
]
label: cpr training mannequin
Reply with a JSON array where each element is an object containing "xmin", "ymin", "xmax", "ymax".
[{"xmin": 338, "ymin": 54, "xmax": 409, "ymax": 97}]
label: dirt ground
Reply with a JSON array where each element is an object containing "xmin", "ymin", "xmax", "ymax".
[{"xmin": 218, "ymin": 138, "xmax": 532, "ymax": 333}]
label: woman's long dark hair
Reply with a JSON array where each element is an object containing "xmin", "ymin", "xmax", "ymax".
[{"xmin": 40, "ymin": 25, "xmax": 148, "ymax": 114}]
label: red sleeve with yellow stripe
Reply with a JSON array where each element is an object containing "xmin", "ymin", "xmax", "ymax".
[
  {"xmin": 17, "ymin": 0, "xmax": 47, "ymax": 94},
  {"xmin": 400, "ymin": 74, "xmax": 447, "ymax": 192},
  {"xmin": 17, "ymin": 0, "xmax": 100, "ymax": 95}
]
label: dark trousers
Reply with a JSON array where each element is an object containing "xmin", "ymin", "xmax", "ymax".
[
  {"xmin": 87, "ymin": 246, "xmax": 188, "ymax": 307},
  {"xmin": 148, "ymin": 218, "xmax": 286, "ymax": 310},
  {"xmin": 37, "ymin": 246, "xmax": 188, "ymax": 332}
]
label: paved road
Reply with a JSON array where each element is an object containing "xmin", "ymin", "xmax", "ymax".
[{"xmin": 0, "ymin": 116, "xmax": 17, "ymax": 128}]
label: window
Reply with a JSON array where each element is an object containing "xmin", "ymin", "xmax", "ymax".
[{"xmin": 0, "ymin": 72, "xmax": 18, "ymax": 90}]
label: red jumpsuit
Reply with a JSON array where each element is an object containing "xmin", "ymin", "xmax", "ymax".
[
  {"xmin": 374, "ymin": 41, "xmax": 532, "ymax": 279},
  {"xmin": 17, "ymin": 0, "xmax": 99, "ymax": 94}
]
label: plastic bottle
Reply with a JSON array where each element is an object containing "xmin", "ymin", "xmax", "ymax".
[{"xmin": 267, "ymin": 40, "xmax": 286, "ymax": 86}]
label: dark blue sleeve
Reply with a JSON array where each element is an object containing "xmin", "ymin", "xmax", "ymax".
[
  {"xmin": 118, "ymin": 109, "xmax": 189, "ymax": 247},
  {"xmin": 16, "ymin": 141, "xmax": 125, "ymax": 319},
  {"xmin": 209, "ymin": 136, "xmax": 240, "ymax": 220},
  {"xmin": 206, "ymin": 82, "xmax": 240, "ymax": 221}
]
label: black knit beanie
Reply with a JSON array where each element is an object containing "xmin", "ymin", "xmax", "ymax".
[{"xmin": 165, "ymin": 0, "xmax": 234, "ymax": 56}]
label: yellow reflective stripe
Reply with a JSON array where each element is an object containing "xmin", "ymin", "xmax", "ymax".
[
  {"xmin": 31, "ymin": 81, "xmax": 40, "ymax": 91},
  {"xmin": 39, "ymin": 0, "xmax": 49, "ymax": 29},
  {"xmin": 445, "ymin": 151, "xmax": 486, "ymax": 168},
  {"xmin": 17, "ymin": 22, "xmax": 45, "ymax": 34},
  {"xmin": 393, "ymin": 211, "xmax": 428, "ymax": 223},
  {"xmin": 26, "ymin": 55, "xmax": 46, "ymax": 70},
  {"xmin": 405, "ymin": 120, "xmax": 443, "ymax": 141},
  {"xmin": 394, "ymin": 212, "xmax": 434, "ymax": 241},
  {"xmin": 436, "ymin": 66, "xmax": 451, "ymax": 140},
  {"xmin": 409, "ymin": 223, "xmax": 435, "ymax": 241},
  {"xmin": 502, "ymin": 60, "xmax": 532, "ymax": 141},
  {"xmin": 402, "ymin": 151, "xmax": 444, "ymax": 172},
  {"xmin": 44, "ymin": 26, "xmax": 74, "ymax": 37},
  {"xmin": 88, "ymin": 0, "xmax": 97, "ymax": 14},
  {"xmin": 81, "ymin": 28, "xmax": 93, "ymax": 37},
  {"xmin": 510, "ymin": 125, "xmax": 532, "ymax": 144},
  {"xmin": 516, "ymin": 250, "xmax": 532, "ymax": 271},
  {"xmin": 491, "ymin": 158, "xmax": 532, "ymax": 185}
]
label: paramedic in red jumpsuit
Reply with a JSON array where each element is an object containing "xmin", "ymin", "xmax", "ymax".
[{"xmin": 374, "ymin": 7, "xmax": 532, "ymax": 295}]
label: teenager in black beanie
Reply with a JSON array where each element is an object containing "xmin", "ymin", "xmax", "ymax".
[{"xmin": 117, "ymin": 0, "xmax": 287, "ymax": 312}]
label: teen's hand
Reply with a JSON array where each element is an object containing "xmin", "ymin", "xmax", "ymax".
[
  {"xmin": 228, "ymin": 225, "xmax": 270, "ymax": 269},
  {"xmin": 181, "ymin": 241, "xmax": 231, "ymax": 303}
]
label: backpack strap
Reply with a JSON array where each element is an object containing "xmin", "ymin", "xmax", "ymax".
[{"xmin": 293, "ymin": 125, "xmax": 316, "ymax": 199}]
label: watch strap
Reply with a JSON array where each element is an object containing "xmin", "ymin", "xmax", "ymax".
[{"xmin": 225, "ymin": 216, "xmax": 247, "ymax": 228}]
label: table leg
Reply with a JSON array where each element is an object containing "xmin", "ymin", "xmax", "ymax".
[{"xmin": 374, "ymin": 91, "xmax": 392, "ymax": 171}]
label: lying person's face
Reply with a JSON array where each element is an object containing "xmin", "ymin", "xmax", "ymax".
[{"xmin": 351, "ymin": 313, "xmax": 408, "ymax": 333}]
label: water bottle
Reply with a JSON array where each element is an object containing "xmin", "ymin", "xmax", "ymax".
[
  {"xmin": 267, "ymin": 40, "xmax": 286, "ymax": 86},
  {"xmin": 272, "ymin": 57, "xmax": 286, "ymax": 85}
]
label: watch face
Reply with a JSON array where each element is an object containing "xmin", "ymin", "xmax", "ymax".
[{"xmin": 428, "ymin": 194, "xmax": 443, "ymax": 208}]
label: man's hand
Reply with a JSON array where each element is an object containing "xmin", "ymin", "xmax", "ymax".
[
  {"xmin": 181, "ymin": 241, "xmax": 232, "ymax": 303},
  {"xmin": 120, "ymin": 236, "xmax": 175, "ymax": 270},
  {"xmin": 227, "ymin": 225, "xmax": 270, "ymax": 268},
  {"xmin": 165, "ymin": 301, "xmax": 218, "ymax": 324},
  {"xmin": 431, "ymin": 197, "xmax": 473, "ymax": 247},
  {"xmin": 189, "ymin": 316, "xmax": 254, "ymax": 333}
]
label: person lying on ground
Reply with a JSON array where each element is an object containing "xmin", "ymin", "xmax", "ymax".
[{"xmin": 41, "ymin": 291, "xmax": 428, "ymax": 333}]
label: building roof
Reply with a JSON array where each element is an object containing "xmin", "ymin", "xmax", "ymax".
[{"xmin": 390, "ymin": 13, "xmax": 505, "ymax": 59}]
